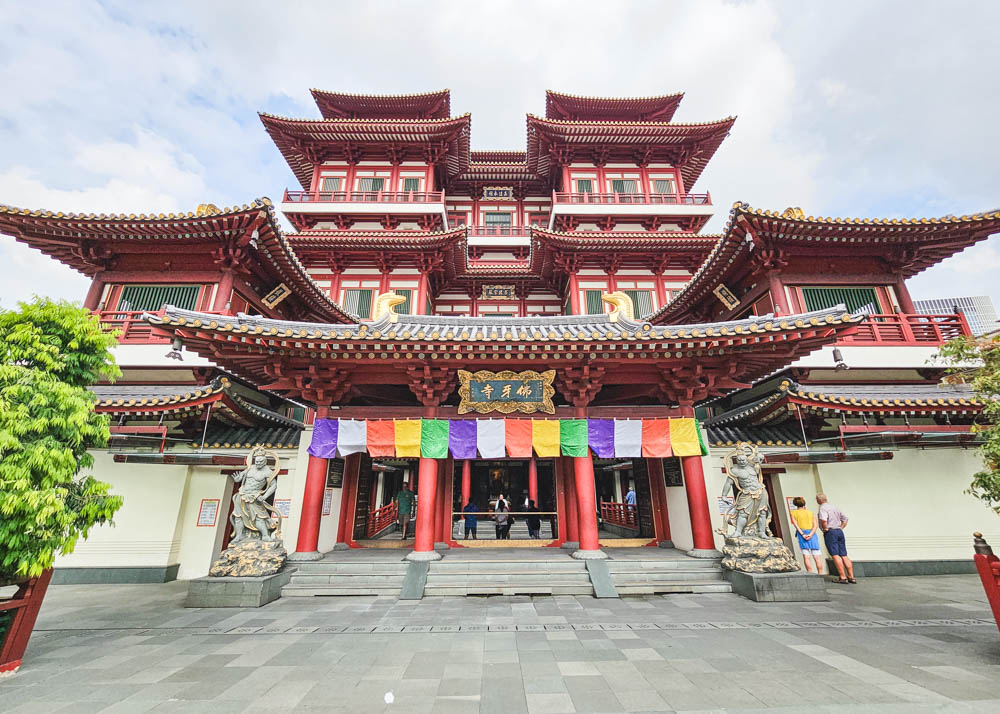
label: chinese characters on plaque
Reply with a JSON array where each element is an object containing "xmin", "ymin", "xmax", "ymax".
[
  {"xmin": 482, "ymin": 186, "xmax": 514, "ymax": 200},
  {"xmin": 480, "ymin": 284, "xmax": 517, "ymax": 300},
  {"xmin": 196, "ymin": 498, "xmax": 220, "ymax": 527},
  {"xmin": 457, "ymin": 369, "xmax": 556, "ymax": 414}
]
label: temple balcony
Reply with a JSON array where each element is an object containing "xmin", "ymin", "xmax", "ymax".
[
  {"xmin": 98, "ymin": 309, "xmax": 223, "ymax": 344},
  {"xmin": 839, "ymin": 313, "xmax": 972, "ymax": 346},
  {"xmin": 467, "ymin": 225, "xmax": 531, "ymax": 248},
  {"xmin": 281, "ymin": 189, "xmax": 449, "ymax": 229},
  {"xmin": 549, "ymin": 191, "xmax": 713, "ymax": 231}
]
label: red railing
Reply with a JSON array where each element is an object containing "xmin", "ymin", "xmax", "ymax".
[
  {"xmin": 97, "ymin": 309, "xmax": 225, "ymax": 344},
  {"xmin": 284, "ymin": 189, "xmax": 444, "ymax": 204},
  {"xmin": 972, "ymin": 533, "xmax": 1000, "ymax": 634},
  {"xmin": 468, "ymin": 226, "xmax": 533, "ymax": 237},
  {"xmin": 600, "ymin": 501, "xmax": 637, "ymax": 529},
  {"xmin": 841, "ymin": 313, "xmax": 972, "ymax": 345},
  {"xmin": 553, "ymin": 191, "xmax": 711, "ymax": 206},
  {"xmin": 367, "ymin": 501, "xmax": 399, "ymax": 538}
]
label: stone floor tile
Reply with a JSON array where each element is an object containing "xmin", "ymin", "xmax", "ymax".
[{"xmin": 525, "ymin": 691, "xmax": 576, "ymax": 713}]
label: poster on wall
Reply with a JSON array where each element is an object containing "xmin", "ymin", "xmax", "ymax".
[
  {"xmin": 662, "ymin": 457, "xmax": 684, "ymax": 487},
  {"xmin": 196, "ymin": 499, "xmax": 219, "ymax": 527},
  {"xmin": 322, "ymin": 488, "xmax": 334, "ymax": 516},
  {"xmin": 273, "ymin": 499, "xmax": 291, "ymax": 518},
  {"xmin": 326, "ymin": 458, "xmax": 345, "ymax": 488}
]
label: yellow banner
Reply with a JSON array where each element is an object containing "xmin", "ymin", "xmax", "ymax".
[
  {"xmin": 394, "ymin": 419, "xmax": 422, "ymax": 457},
  {"xmin": 532, "ymin": 419, "xmax": 561, "ymax": 457},
  {"xmin": 669, "ymin": 418, "xmax": 702, "ymax": 457}
]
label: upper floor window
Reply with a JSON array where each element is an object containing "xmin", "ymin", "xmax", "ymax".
[
  {"xmin": 528, "ymin": 213, "xmax": 548, "ymax": 227},
  {"xmin": 118, "ymin": 285, "xmax": 199, "ymax": 312},
  {"xmin": 584, "ymin": 289, "xmax": 604, "ymax": 315},
  {"xmin": 653, "ymin": 178, "xmax": 675, "ymax": 194},
  {"xmin": 801, "ymin": 287, "xmax": 881, "ymax": 315},
  {"xmin": 482, "ymin": 213, "xmax": 513, "ymax": 234},
  {"xmin": 343, "ymin": 288, "xmax": 374, "ymax": 318},
  {"xmin": 358, "ymin": 177, "xmax": 385, "ymax": 192},
  {"xmin": 401, "ymin": 178, "xmax": 421, "ymax": 192},
  {"xmin": 623, "ymin": 289, "xmax": 654, "ymax": 318},
  {"xmin": 321, "ymin": 177, "xmax": 342, "ymax": 192},
  {"xmin": 610, "ymin": 179, "xmax": 638, "ymax": 194},
  {"xmin": 575, "ymin": 179, "xmax": 594, "ymax": 193},
  {"xmin": 393, "ymin": 289, "xmax": 413, "ymax": 314}
]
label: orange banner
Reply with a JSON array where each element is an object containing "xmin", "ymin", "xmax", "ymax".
[
  {"xmin": 641, "ymin": 419, "xmax": 672, "ymax": 457},
  {"xmin": 505, "ymin": 419, "xmax": 532, "ymax": 457}
]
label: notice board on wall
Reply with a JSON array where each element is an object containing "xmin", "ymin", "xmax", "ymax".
[
  {"xmin": 662, "ymin": 457, "xmax": 684, "ymax": 487},
  {"xmin": 326, "ymin": 458, "xmax": 345, "ymax": 488},
  {"xmin": 322, "ymin": 488, "xmax": 334, "ymax": 516},
  {"xmin": 196, "ymin": 499, "xmax": 220, "ymax": 527}
]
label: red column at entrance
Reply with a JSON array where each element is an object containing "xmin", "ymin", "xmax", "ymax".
[
  {"xmin": 461, "ymin": 460, "xmax": 472, "ymax": 507},
  {"xmin": 646, "ymin": 458, "xmax": 672, "ymax": 544},
  {"xmin": 435, "ymin": 458, "xmax": 454, "ymax": 544},
  {"xmin": 564, "ymin": 456, "xmax": 579, "ymax": 544},
  {"xmin": 572, "ymin": 451, "xmax": 602, "ymax": 556},
  {"xmin": 410, "ymin": 456, "xmax": 441, "ymax": 560},
  {"xmin": 553, "ymin": 457, "xmax": 567, "ymax": 543},
  {"xmin": 290, "ymin": 453, "xmax": 327, "ymax": 561},
  {"xmin": 528, "ymin": 458, "xmax": 538, "ymax": 505},
  {"xmin": 682, "ymin": 454, "xmax": 718, "ymax": 554}
]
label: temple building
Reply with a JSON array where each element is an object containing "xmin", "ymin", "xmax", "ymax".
[{"xmin": 3, "ymin": 88, "xmax": 999, "ymax": 591}]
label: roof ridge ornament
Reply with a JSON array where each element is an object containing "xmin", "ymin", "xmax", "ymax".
[
  {"xmin": 780, "ymin": 206, "xmax": 805, "ymax": 219},
  {"xmin": 601, "ymin": 291, "xmax": 634, "ymax": 322},
  {"xmin": 195, "ymin": 203, "xmax": 221, "ymax": 216},
  {"xmin": 372, "ymin": 291, "xmax": 406, "ymax": 323}
]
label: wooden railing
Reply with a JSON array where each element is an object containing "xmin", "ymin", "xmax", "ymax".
[
  {"xmin": 468, "ymin": 226, "xmax": 532, "ymax": 237},
  {"xmin": 841, "ymin": 313, "xmax": 972, "ymax": 345},
  {"xmin": 367, "ymin": 501, "xmax": 399, "ymax": 538},
  {"xmin": 553, "ymin": 191, "xmax": 711, "ymax": 206},
  {"xmin": 284, "ymin": 189, "xmax": 445, "ymax": 204},
  {"xmin": 600, "ymin": 501, "xmax": 637, "ymax": 529}
]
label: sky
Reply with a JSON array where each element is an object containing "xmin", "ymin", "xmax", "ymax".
[{"xmin": 1, "ymin": 0, "xmax": 998, "ymax": 308}]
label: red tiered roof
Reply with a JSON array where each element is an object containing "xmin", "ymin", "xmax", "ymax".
[
  {"xmin": 311, "ymin": 89, "xmax": 451, "ymax": 120},
  {"xmin": 0, "ymin": 199, "xmax": 355, "ymax": 324},
  {"xmin": 259, "ymin": 113, "xmax": 471, "ymax": 189},
  {"xmin": 651, "ymin": 203, "xmax": 1000, "ymax": 324},
  {"xmin": 545, "ymin": 90, "xmax": 684, "ymax": 122},
  {"xmin": 526, "ymin": 115, "xmax": 735, "ymax": 189}
]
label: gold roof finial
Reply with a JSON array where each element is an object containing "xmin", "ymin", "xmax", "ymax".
[
  {"xmin": 372, "ymin": 292, "xmax": 407, "ymax": 323},
  {"xmin": 601, "ymin": 291, "xmax": 635, "ymax": 322}
]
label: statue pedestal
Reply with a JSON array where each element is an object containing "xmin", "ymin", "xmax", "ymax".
[
  {"xmin": 209, "ymin": 540, "xmax": 287, "ymax": 577},
  {"xmin": 185, "ymin": 569, "xmax": 294, "ymax": 608},
  {"xmin": 724, "ymin": 570, "xmax": 829, "ymax": 602},
  {"xmin": 721, "ymin": 535, "xmax": 799, "ymax": 573}
]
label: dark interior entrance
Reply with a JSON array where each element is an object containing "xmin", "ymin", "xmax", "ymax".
[{"xmin": 459, "ymin": 459, "xmax": 556, "ymax": 541}]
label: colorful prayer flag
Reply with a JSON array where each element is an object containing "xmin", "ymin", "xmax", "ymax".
[
  {"xmin": 669, "ymin": 418, "xmax": 702, "ymax": 457},
  {"xmin": 588, "ymin": 419, "xmax": 615, "ymax": 458},
  {"xmin": 420, "ymin": 419, "xmax": 449, "ymax": 459},
  {"xmin": 532, "ymin": 420, "xmax": 560, "ymax": 457},
  {"xmin": 559, "ymin": 419, "xmax": 589, "ymax": 457},
  {"xmin": 336, "ymin": 419, "xmax": 367, "ymax": 457},
  {"xmin": 448, "ymin": 419, "xmax": 477, "ymax": 459},
  {"xmin": 476, "ymin": 419, "xmax": 505, "ymax": 458},
  {"xmin": 366, "ymin": 420, "xmax": 396, "ymax": 457},
  {"xmin": 505, "ymin": 419, "xmax": 532, "ymax": 457},
  {"xmin": 614, "ymin": 419, "xmax": 642, "ymax": 457},
  {"xmin": 641, "ymin": 419, "xmax": 672, "ymax": 457},
  {"xmin": 308, "ymin": 418, "xmax": 338, "ymax": 459},
  {"xmin": 394, "ymin": 419, "xmax": 421, "ymax": 457}
]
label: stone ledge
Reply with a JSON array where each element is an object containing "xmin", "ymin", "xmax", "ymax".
[
  {"xmin": 829, "ymin": 559, "xmax": 976, "ymax": 577},
  {"xmin": 725, "ymin": 570, "xmax": 829, "ymax": 602},
  {"xmin": 52, "ymin": 564, "xmax": 179, "ymax": 585},
  {"xmin": 185, "ymin": 568, "xmax": 294, "ymax": 608}
]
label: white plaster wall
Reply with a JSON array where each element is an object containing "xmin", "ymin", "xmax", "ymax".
[
  {"xmin": 173, "ymin": 467, "xmax": 232, "ymax": 580},
  {"xmin": 54, "ymin": 451, "xmax": 189, "ymax": 569}
]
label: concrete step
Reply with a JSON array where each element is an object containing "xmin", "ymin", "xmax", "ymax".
[
  {"xmin": 615, "ymin": 581, "xmax": 733, "ymax": 595},
  {"xmin": 606, "ymin": 571, "xmax": 726, "ymax": 584},
  {"xmin": 425, "ymin": 572, "xmax": 592, "ymax": 585},
  {"xmin": 429, "ymin": 561, "xmax": 586, "ymax": 573},
  {"xmin": 281, "ymin": 584, "xmax": 401, "ymax": 597},
  {"xmin": 424, "ymin": 583, "xmax": 594, "ymax": 596},
  {"xmin": 605, "ymin": 560, "xmax": 721, "ymax": 572},
  {"xmin": 289, "ymin": 563, "xmax": 409, "ymax": 576},
  {"xmin": 287, "ymin": 574, "xmax": 408, "ymax": 586}
]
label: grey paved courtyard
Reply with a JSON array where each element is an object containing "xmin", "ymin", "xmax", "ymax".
[{"xmin": 1, "ymin": 574, "xmax": 998, "ymax": 713}]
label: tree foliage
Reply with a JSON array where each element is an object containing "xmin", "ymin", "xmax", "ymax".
[
  {"xmin": 0, "ymin": 299, "xmax": 124, "ymax": 578},
  {"xmin": 938, "ymin": 335, "xmax": 1000, "ymax": 515}
]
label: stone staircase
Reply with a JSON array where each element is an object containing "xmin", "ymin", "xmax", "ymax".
[
  {"xmin": 281, "ymin": 559, "xmax": 409, "ymax": 597},
  {"xmin": 606, "ymin": 556, "xmax": 731, "ymax": 595},
  {"xmin": 423, "ymin": 558, "xmax": 594, "ymax": 596}
]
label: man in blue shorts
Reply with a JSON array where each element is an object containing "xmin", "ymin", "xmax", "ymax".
[{"xmin": 817, "ymin": 493, "xmax": 856, "ymax": 584}]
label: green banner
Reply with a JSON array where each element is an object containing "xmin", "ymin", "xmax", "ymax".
[
  {"xmin": 696, "ymin": 419, "xmax": 709, "ymax": 456},
  {"xmin": 559, "ymin": 419, "xmax": 589, "ymax": 457},
  {"xmin": 420, "ymin": 419, "xmax": 449, "ymax": 459}
]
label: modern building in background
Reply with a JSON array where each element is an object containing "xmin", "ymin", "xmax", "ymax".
[
  {"xmin": 2, "ymin": 88, "xmax": 999, "ymax": 592},
  {"xmin": 915, "ymin": 295, "xmax": 998, "ymax": 336}
]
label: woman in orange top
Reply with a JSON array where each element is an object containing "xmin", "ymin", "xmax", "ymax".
[{"xmin": 790, "ymin": 497, "xmax": 825, "ymax": 574}]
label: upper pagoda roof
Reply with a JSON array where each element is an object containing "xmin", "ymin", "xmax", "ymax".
[
  {"xmin": 0, "ymin": 198, "xmax": 356, "ymax": 324},
  {"xmin": 310, "ymin": 88, "xmax": 451, "ymax": 120},
  {"xmin": 259, "ymin": 113, "xmax": 472, "ymax": 188},
  {"xmin": 545, "ymin": 90, "xmax": 684, "ymax": 122},
  {"xmin": 651, "ymin": 202, "xmax": 1000, "ymax": 324},
  {"xmin": 525, "ymin": 115, "xmax": 735, "ymax": 189},
  {"xmin": 469, "ymin": 150, "xmax": 527, "ymax": 163}
]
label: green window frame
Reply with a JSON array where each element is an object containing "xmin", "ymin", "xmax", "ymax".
[
  {"xmin": 623, "ymin": 289, "xmax": 654, "ymax": 318},
  {"xmin": 402, "ymin": 178, "xmax": 420, "ymax": 191},
  {"xmin": 320, "ymin": 177, "xmax": 342, "ymax": 191},
  {"xmin": 394, "ymin": 289, "xmax": 413, "ymax": 314},
  {"xmin": 801, "ymin": 287, "xmax": 882, "ymax": 315},
  {"xmin": 610, "ymin": 179, "xmax": 637, "ymax": 194},
  {"xmin": 584, "ymin": 289, "xmax": 604, "ymax": 315},
  {"xmin": 357, "ymin": 177, "xmax": 384, "ymax": 192},
  {"xmin": 653, "ymin": 179, "xmax": 675, "ymax": 194},
  {"xmin": 343, "ymin": 288, "xmax": 374, "ymax": 318},
  {"xmin": 575, "ymin": 179, "xmax": 594, "ymax": 193},
  {"xmin": 118, "ymin": 285, "xmax": 199, "ymax": 312},
  {"xmin": 483, "ymin": 212, "xmax": 512, "ymax": 225}
]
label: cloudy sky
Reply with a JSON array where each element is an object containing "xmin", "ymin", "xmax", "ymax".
[{"xmin": 1, "ymin": 0, "xmax": 998, "ymax": 308}]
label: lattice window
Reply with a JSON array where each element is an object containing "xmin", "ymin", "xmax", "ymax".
[
  {"xmin": 321, "ymin": 177, "xmax": 342, "ymax": 191},
  {"xmin": 575, "ymin": 179, "xmax": 594, "ymax": 193},
  {"xmin": 483, "ymin": 212, "xmax": 512, "ymax": 225},
  {"xmin": 623, "ymin": 289, "xmax": 654, "ymax": 318},
  {"xmin": 801, "ymin": 287, "xmax": 881, "ymax": 315},
  {"xmin": 402, "ymin": 178, "xmax": 420, "ymax": 191},
  {"xmin": 118, "ymin": 285, "xmax": 199, "ymax": 312},
  {"xmin": 394, "ymin": 289, "xmax": 413, "ymax": 314},
  {"xmin": 343, "ymin": 289, "xmax": 374, "ymax": 318},
  {"xmin": 611, "ymin": 179, "xmax": 637, "ymax": 194},
  {"xmin": 357, "ymin": 177, "xmax": 384, "ymax": 192},
  {"xmin": 584, "ymin": 289, "xmax": 604, "ymax": 315},
  {"xmin": 653, "ymin": 179, "xmax": 675, "ymax": 194}
]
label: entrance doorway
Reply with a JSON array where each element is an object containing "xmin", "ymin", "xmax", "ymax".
[
  {"xmin": 595, "ymin": 458, "xmax": 656, "ymax": 539},
  {"xmin": 455, "ymin": 459, "xmax": 557, "ymax": 542}
]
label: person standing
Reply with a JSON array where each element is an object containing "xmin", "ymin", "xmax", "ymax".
[
  {"xmin": 494, "ymin": 494, "xmax": 509, "ymax": 540},
  {"xmin": 395, "ymin": 482, "xmax": 415, "ymax": 540},
  {"xmin": 790, "ymin": 496, "xmax": 825, "ymax": 575},
  {"xmin": 525, "ymin": 499, "xmax": 541, "ymax": 539},
  {"xmin": 625, "ymin": 485, "xmax": 637, "ymax": 526},
  {"xmin": 817, "ymin": 493, "xmax": 856, "ymax": 584},
  {"xmin": 463, "ymin": 500, "xmax": 478, "ymax": 540}
]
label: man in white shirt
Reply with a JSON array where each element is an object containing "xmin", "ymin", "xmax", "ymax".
[{"xmin": 817, "ymin": 493, "xmax": 856, "ymax": 584}]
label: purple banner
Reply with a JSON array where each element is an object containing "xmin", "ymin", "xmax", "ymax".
[
  {"xmin": 308, "ymin": 418, "xmax": 339, "ymax": 458},
  {"xmin": 588, "ymin": 419, "xmax": 615, "ymax": 458},
  {"xmin": 449, "ymin": 419, "xmax": 477, "ymax": 459}
]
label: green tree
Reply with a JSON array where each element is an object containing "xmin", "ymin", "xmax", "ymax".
[
  {"xmin": 938, "ymin": 335, "xmax": 1000, "ymax": 515},
  {"xmin": 0, "ymin": 299, "xmax": 124, "ymax": 578}
]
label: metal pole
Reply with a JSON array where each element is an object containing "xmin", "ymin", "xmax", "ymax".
[
  {"xmin": 795, "ymin": 404, "xmax": 810, "ymax": 451},
  {"xmin": 199, "ymin": 402, "xmax": 213, "ymax": 453}
]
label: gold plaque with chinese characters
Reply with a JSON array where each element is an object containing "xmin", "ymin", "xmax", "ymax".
[{"xmin": 457, "ymin": 369, "xmax": 556, "ymax": 414}]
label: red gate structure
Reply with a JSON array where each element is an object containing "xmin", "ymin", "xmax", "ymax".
[{"xmin": 973, "ymin": 532, "xmax": 1000, "ymax": 634}]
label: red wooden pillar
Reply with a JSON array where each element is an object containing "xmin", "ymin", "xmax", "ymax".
[
  {"xmin": 335, "ymin": 453, "xmax": 362, "ymax": 549},
  {"xmin": 564, "ymin": 456, "xmax": 579, "ymax": 544},
  {"xmin": 528, "ymin": 458, "xmax": 539, "ymax": 505},
  {"xmin": 409, "ymin": 456, "xmax": 441, "ymax": 560},
  {"xmin": 0, "ymin": 569, "xmax": 53, "ymax": 674},
  {"xmin": 768, "ymin": 272, "xmax": 789, "ymax": 316},
  {"xmin": 461, "ymin": 459, "xmax": 472, "ymax": 506},
  {"xmin": 646, "ymin": 458, "xmax": 672, "ymax": 545},
  {"xmin": 893, "ymin": 279, "xmax": 917, "ymax": 314},
  {"xmin": 83, "ymin": 274, "xmax": 105, "ymax": 311},
  {"xmin": 335, "ymin": 458, "xmax": 353, "ymax": 547},
  {"xmin": 212, "ymin": 270, "xmax": 235, "ymax": 314},
  {"xmin": 415, "ymin": 270, "xmax": 430, "ymax": 315},
  {"xmin": 553, "ymin": 457, "xmax": 567, "ymax": 543},
  {"xmin": 682, "ymin": 454, "xmax": 718, "ymax": 555},
  {"xmin": 290, "ymin": 453, "xmax": 328, "ymax": 561},
  {"xmin": 435, "ymin": 458, "xmax": 453, "ymax": 544},
  {"xmin": 572, "ymin": 449, "xmax": 603, "ymax": 557},
  {"xmin": 567, "ymin": 272, "xmax": 581, "ymax": 315}
]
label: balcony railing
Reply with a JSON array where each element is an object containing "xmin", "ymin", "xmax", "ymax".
[
  {"xmin": 600, "ymin": 501, "xmax": 638, "ymax": 529},
  {"xmin": 98, "ymin": 309, "xmax": 225, "ymax": 344},
  {"xmin": 367, "ymin": 501, "xmax": 399, "ymax": 538},
  {"xmin": 283, "ymin": 189, "xmax": 445, "ymax": 204},
  {"xmin": 841, "ymin": 313, "xmax": 973, "ymax": 345},
  {"xmin": 467, "ymin": 225, "xmax": 533, "ymax": 237},
  {"xmin": 553, "ymin": 191, "xmax": 711, "ymax": 206}
]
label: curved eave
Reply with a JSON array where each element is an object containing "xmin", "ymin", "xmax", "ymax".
[
  {"xmin": 532, "ymin": 229, "xmax": 720, "ymax": 252},
  {"xmin": 310, "ymin": 88, "xmax": 451, "ymax": 120},
  {"xmin": 94, "ymin": 377, "xmax": 230, "ymax": 414},
  {"xmin": 545, "ymin": 90, "xmax": 685, "ymax": 122},
  {"xmin": 287, "ymin": 227, "xmax": 468, "ymax": 251}
]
